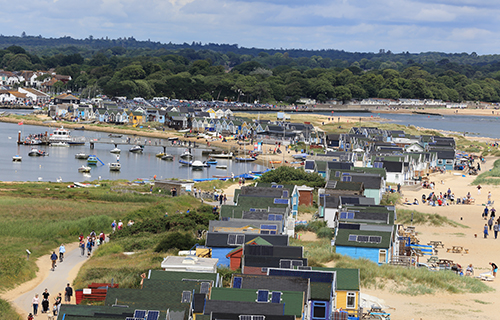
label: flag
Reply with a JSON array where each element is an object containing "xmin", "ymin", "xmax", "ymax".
[{"xmin": 18, "ymin": 121, "xmax": 23, "ymax": 125}]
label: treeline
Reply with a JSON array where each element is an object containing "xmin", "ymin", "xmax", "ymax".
[{"xmin": 3, "ymin": 43, "xmax": 500, "ymax": 102}]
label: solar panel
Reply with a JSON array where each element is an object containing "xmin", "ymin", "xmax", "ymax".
[
  {"xmin": 181, "ymin": 291, "xmax": 192, "ymax": 303},
  {"xmin": 268, "ymin": 269, "xmax": 334, "ymax": 283},
  {"xmin": 268, "ymin": 214, "xmax": 276, "ymax": 221},
  {"xmin": 249, "ymin": 208, "xmax": 256, "ymax": 212},
  {"xmin": 240, "ymin": 316, "xmax": 252, "ymax": 320},
  {"xmin": 261, "ymin": 224, "xmax": 277, "ymax": 230},
  {"xmin": 335, "ymin": 171, "xmax": 341, "ymax": 177},
  {"xmin": 233, "ymin": 277, "xmax": 242, "ymax": 288},
  {"xmin": 146, "ymin": 311, "xmax": 160, "ymax": 320},
  {"xmin": 275, "ymin": 214, "xmax": 283, "ymax": 221},
  {"xmin": 283, "ymin": 190, "xmax": 289, "ymax": 198},
  {"xmin": 271, "ymin": 185, "xmax": 277, "ymax": 188},
  {"xmin": 357, "ymin": 235, "xmax": 369, "ymax": 242},
  {"xmin": 292, "ymin": 260, "xmax": 303, "ymax": 267},
  {"xmin": 270, "ymin": 231, "xmax": 277, "ymax": 234},
  {"xmin": 369, "ymin": 236, "xmax": 382, "ymax": 243},
  {"xmin": 348, "ymin": 235, "xmax": 357, "ymax": 242},
  {"xmin": 236, "ymin": 234, "xmax": 245, "ymax": 245},
  {"xmin": 298, "ymin": 266, "xmax": 312, "ymax": 270},
  {"xmin": 273, "ymin": 198, "xmax": 289, "ymax": 205},
  {"xmin": 347, "ymin": 212, "xmax": 355, "ymax": 219},
  {"xmin": 126, "ymin": 318, "xmax": 143, "ymax": 320},
  {"xmin": 261, "ymin": 267, "xmax": 268, "ymax": 273},
  {"xmin": 271, "ymin": 291, "xmax": 282, "ymax": 303},
  {"xmin": 134, "ymin": 310, "xmax": 147, "ymax": 318},
  {"xmin": 280, "ymin": 260, "xmax": 292, "ymax": 269},
  {"xmin": 228, "ymin": 234, "xmax": 237, "ymax": 245},
  {"xmin": 277, "ymin": 185, "xmax": 283, "ymax": 188},
  {"xmin": 340, "ymin": 212, "xmax": 348, "ymax": 219},
  {"xmin": 253, "ymin": 316, "xmax": 265, "ymax": 320},
  {"xmin": 200, "ymin": 282, "xmax": 210, "ymax": 294},
  {"xmin": 257, "ymin": 290, "xmax": 269, "ymax": 302},
  {"xmin": 222, "ymin": 217, "xmax": 229, "ymax": 221},
  {"xmin": 260, "ymin": 230, "xmax": 270, "ymax": 235}
]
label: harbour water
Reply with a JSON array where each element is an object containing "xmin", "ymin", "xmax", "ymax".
[{"xmin": 4, "ymin": 123, "xmax": 265, "ymax": 182}]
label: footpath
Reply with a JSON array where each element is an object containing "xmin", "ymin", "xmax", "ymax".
[{"xmin": 1, "ymin": 242, "xmax": 90, "ymax": 319}]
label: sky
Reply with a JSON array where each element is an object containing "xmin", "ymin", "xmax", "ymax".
[{"xmin": 0, "ymin": 0, "xmax": 498, "ymax": 54}]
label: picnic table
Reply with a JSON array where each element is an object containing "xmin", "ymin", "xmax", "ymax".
[
  {"xmin": 428, "ymin": 241, "xmax": 444, "ymax": 248},
  {"xmin": 437, "ymin": 259, "xmax": 454, "ymax": 270},
  {"xmin": 447, "ymin": 246, "xmax": 469, "ymax": 254}
]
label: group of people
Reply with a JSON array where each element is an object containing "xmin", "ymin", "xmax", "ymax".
[
  {"xmin": 79, "ymin": 231, "xmax": 105, "ymax": 258},
  {"xmin": 29, "ymin": 284, "xmax": 72, "ymax": 319},
  {"xmin": 421, "ymin": 189, "xmax": 455, "ymax": 206}
]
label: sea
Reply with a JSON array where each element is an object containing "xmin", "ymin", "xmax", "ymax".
[
  {"xmin": 2, "ymin": 121, "xmax": 265, "ymax": 183},
  {"xmin": 2, "ymin": 109, "xmax": 498, "ymax": 182}
]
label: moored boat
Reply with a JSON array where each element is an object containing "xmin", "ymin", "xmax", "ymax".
[
  {"xmin": 28, "ymin": 148, "xmax": 48, "ymax": 156},
  {"xmin": 235, "ymin": 157, "xmax": 257, "ymax": 162},
  {"xmin": 78, "ymin": 165, "xmax": 91, "ymax": 173},
  {"xmin": 180, "ymin": 150, "xmax": 193, "ymax": 159},
  {"xmin": 215, "ymin": 165, "xmax": 228, "ymax": 169},
  {"xmin": 51, "ymin": 141, "xmax": 69, "ymax": 147},
  {"xmin": 206, "ymin": 158, "xmax": 218, "ymax": 165},
  {"xmin": 110, "ymin": 163, "xmax": 121, "ymax": 171},
  {"xmin": 110, "ymin": 147, "xmax": 121, "ymax": 154},
  {"xmin": 75, "ymin": 152, "xmax": 89, "ymax": 159},
  {"xmin": 192, "ymin": 160, "xmax": 205, "ymax": 170},
  {"xmin": 12, "ymin": 155, "xmax": 22, "ymax": 162},
  {"xmin": 208, "ymin": 152, "xmax": 233, "ymax": 159},
  {"xmin": 161, "ymin": 154, "xmax": 174, "ymax": 161},
  {"xmin": 129, "ymin": 145, "xmax": 143, "ymax": 153},
  {"xmin": 109, "ymin": 133, "xmax": 123, "ymax": 138},
  {"xmin": 87, "ymin": 155, "xmax": 98, "ymax": 165},
  {"xmin": 179, "ymin": 159, "xmax": 192, "ymax": 166}
]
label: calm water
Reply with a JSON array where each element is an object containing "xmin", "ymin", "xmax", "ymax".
[
  {"xmin": 250, "ymin": 110, "xmax": 500, "ymax": 139},
  {"xmin": 3, "ymin": 123, "xmax": 265, "ymax": 182}
]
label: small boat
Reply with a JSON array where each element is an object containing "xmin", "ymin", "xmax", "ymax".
[
  {"xmin": 109, "ymin": 133, "xmax": 123, "ymax": 138},
  {"xmin": 110, "ymin": 163, "xmax": 121, "ymax": 171},
  {"xmin": 75, "ymin": 152, "xmax": 89, "ymax": 159},
  {"xmin": 180, "ymin": 150, "xmax": 193, "ymax": 159},
  {"xmin": 156, "ymin": 152, "xmax": 166, "ymax": 158},
  {"xmin": 206, "ymin": 158, "xmax": 218, "ymax": 165},
  {"xmin": 208, "ymin": 152, "xmax": 233, "ymax": 159},
  {"xmin": 192, "ymin": 160, "xmax": 205, "ymax": 170},
  {"xmin": 179, "ymin": 159, "xmax": 192, "ymax": 166},
  {"xmin": 161, "ymin": 155, "xmax": 174, "ymax": 161},
  {"xmin": 74, "ymin": 126, "xmax": 85, "ymax": 130},
  {"xmin": 215, "ymin": 165, "xmax": 227, "ymax": 169},
  {"xmin": 12, "ymin": 155, "xmax": 22, "ymax": 162},
  {"xmin": 129, "ymin": 145, "xmax": 143, "ymax": 153},
  {"xmin": 28, "ymin": 148, "xmax": 48, "ymax": 157},
  {"xmin": 87, "ymin": 155, "xmax": 98, "ymax": 165},
  {"xmin": 78, "ymin": 166, "xmax": 91, "ymax": 173},
  {"xmin": 51, "ymin": 142, "xmax": 69, "ymax": 147},
  {"xmin": 269, "ymin": 160, "xmax": 282, "ymax": 164},
  {"xmin": 110, "ymin": 147, "xmax": 121, "ymax": 154},
  {"xmin": 235, "ymin": 157, "xmax": 257, "ymax": 162}
]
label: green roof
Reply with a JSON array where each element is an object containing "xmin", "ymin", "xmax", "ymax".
[
  {"xmin": 312, "ymin": 268, "xmax": 360, "ymax": 291},
  {"xmin": 328, "ymin": 181, "xmax": 364, "ymax": 191},
  {"xmin": 310, "ymin": 282, "xmax": 333, "ymax": 300},
  {"xmin": 210, "ymin": 287, "xmax": 304, "ymax": 316},
  {"xmin": 227, "ymin": 236, "xmax": 273, "ymax": 255},
  {"xmin": 236, "ymin": 196, "xmax": 289, "ymax": 208},
  {"xmin": 105, "ymin": 287, "xmax": 192, "ymax": 312},
  {"xmin": 335, "ymin": 229, "xmax": 392, "ymax": 249},
  {"xmin": 315, "ymin": 161, "xmax": 327, "ymax": 172},
  {"xmin": 254, "ymin": 183, "xmax": 295, "ymax": 193},
  {"xmin": 148, "ymin": 270, "xmax": 218, "ymax": 283},
  {"xmin": 142, "ymin": 279, "xmax": 205, "ymax": 292},
  {"xmin": 357, "ymin": 167, "xmax": 386, "ymax": 179}
]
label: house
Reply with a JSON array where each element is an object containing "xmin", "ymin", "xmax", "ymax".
[
  {"xmin": 429, "ymin": 148, "xmax": 455, "ymax": 171},
  {"xmin": 314, "ymin": 268, "xmax": 360, "ymax": 316},
  {"xmin": 205, "ymin": 233, "xmax": 289, "ymax": 267},
  {"xmin": 241, "ymin": 244, "xmax": 306, "ymax": 275},
  {"xmin": 129, "ymin": 111, "xmax": 146, "ymax": 125},
  {"xmin": 324, "ymin": 181, "xmax": 365, "ymax": 196},
  {"xmin": 226, "ymin": 237, "xmax": 273, "ymax": 270},
  {"xmin": 54, "ymin": 93, "xmax": 80, "ymax": 105},
  {"xmin": 160, "ymin": 256, "xmax": 219, "ymax": 273},
  {"xmin": 320, "ymin": 195, "xmax": 375, "ymax": 228},
  {"xmin": 334, "ymin": 227, "xmax": 395, "ymax": 265},
  {"xmin": 381, "ymin": 161, "xmax": 405, "ymax": 185},
  {"xmin": 209, "ymin": 219, "xmax": 283, "ymax": 235},
  {"xmin": 18, "ymin": 88, "xmax": 50, "ymax": 104},
  {"xmin": 148, "ymin": 269, "xmax": 221, "ymax": 287}
]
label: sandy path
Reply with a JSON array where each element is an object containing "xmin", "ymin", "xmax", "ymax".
[
  {"xmin": 359, "ymin": 157, "xmax": 500, "ymax": 319},
  {"xmin": 1, "ymin": 242, "xmax": 86, "ymax": 318}
]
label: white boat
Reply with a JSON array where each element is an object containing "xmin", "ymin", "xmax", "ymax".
[
  {"xmin": 110, "ymin": 147, "xmax": 121, "ymax": 154},
  {"xmin": 110, "ymin": 163, "xmax": 121, "ymax": 171},
  {"xmin": 28, "ymin": 148, "xmax": 48, "ymax": 156},
  {"xmin": 129, "ymin": 145, "xmax": 143, "ymax": 153},
  {"xmin": 78, "ymin": 166, "xmax": 91, "ymax": 173},
  {"xmin": 191, "ymin": 160, "xmax": 205, "ymax": 170},
  {"xmin": 12, "ymin": 155, "xmax": 22, "ymax": 162},
  {"xmin": 49, "ymin": 126, "xmax": 86, "ymax": 145},
  {"xmin": 161, "ymin": 154, "xmax": 174, "ymax": 161},
  {"xmin": 75, "ymin": 152, "xmax": 89, "ymax": 159},
  {"xmin": 208, "ymin": 152, "xmax": 233, "ymax": 159},
  {"xmin": 215, "ymin": 165, "xmax": 227, "ymax": 169},
  {"xmin": 180, "ymin": 150, "xmax": 193, "ymax": 159},
  {"xmin": 51, "ymin": 142, "xmax": 69, "ymax": 147}
]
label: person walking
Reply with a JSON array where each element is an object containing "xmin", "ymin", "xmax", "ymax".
[
  {"xmin": 477, "ymin": 184, "xmax": 482, "ymax": 195},
  {"xmin": 488, "ymin": 217, "xmax": 494, "ymax": 231},
  {"xmin": 111, "ymin": 220, "xmax": 117, "ymax": 232},
  {"xmin": 484, "ymin": 224, "xmax": 489, "ymax": 238},
  {"xmin": 483, "ymin": 207, "xmax": 489, "ymax": 220},
  {"xmin": 65, "ymin": 283, "xmax": 73, "ymax": 303},
  {"xmin": 41, "ymin": 288, "xmax": 50, "ymax": 313},
  {"xmin": 79, "ymin": 240, "xmax": 85, "ymax": 257},
  {"xmin": 50, "ymin": 251, "xmax": 57, "ymax": 271},
  {"xmin": 86, "ymin": 240, "xmax": 92, "ymax": 257},
  {"xmin": 32, "ymin": 294, "xmax": 39, "ymax": 316},
  {"xmin": 494, "ymin": 222, "xmax": 499, "ymax": 239},
  {"xmin": 54, "ymin": 293, "xmax": 62, "ymax": 314}
]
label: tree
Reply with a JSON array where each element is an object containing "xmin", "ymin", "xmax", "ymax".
[
  {"xmin": 334, "ymin": 86, "xmax": 352, "ymax": 103},
  {"xmin": 259, "ymin": 167, "xmax": 325, "ymax": 188}
]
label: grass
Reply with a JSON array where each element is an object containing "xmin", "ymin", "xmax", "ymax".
[
  {"xmin": 0, "ymin": 299, "xmax": 22, "ymax": 320},
  {"xmin": 397, "ymin": 209, "xmax": 468, "ymax": 227},
  {"xmin": 291, "ymin": 239, "xmax": 492, "ymax": 295},
  {"xmin": 473, "ymin": 299, "xmax": 491, "ymax": 304},
  {"xmin": 194, "ymin": 180, "xmax": 238, "ymax": 192},
  {"xmin": 473, "ymin": 159, "xmax": 500, "ymax": 185}
]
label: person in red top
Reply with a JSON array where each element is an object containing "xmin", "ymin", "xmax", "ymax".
[{"xmin": 79, "ymin": 233, "xmax": 84, "ymax": 242}]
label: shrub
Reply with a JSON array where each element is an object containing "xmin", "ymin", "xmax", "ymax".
[
  {"xmin": 317, "ymin": 227, "xmax": 333, "ymax": 239},
  {"xmin": 154, "ymin": 232, "xmax": 200, "ymax": 252}
]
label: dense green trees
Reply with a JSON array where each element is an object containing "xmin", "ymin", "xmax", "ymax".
[{"xmin": 5, "ymin": 41, "xmax": 500, "ymax": 102}]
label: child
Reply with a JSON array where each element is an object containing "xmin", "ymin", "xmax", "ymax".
[{"xmin": 28, "ymin": 313, "xmax": 34, "ymax": 320}]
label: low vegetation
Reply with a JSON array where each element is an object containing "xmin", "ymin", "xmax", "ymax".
[
  {"xmin": 0, "ymin": 299, "xmax": 21, "ymax": 320},
  {"xmin": 293, "ymin": 239, "xmax": 492, "ymax": 295},
  {"xmin": 397, "ymin": 209, "xmax": 468, "ymax": 227},
  {"xmin": 473, "ymin": 159, "xmax": 500, "ymax": 185},
  {"xmin": 259, "ymin": 166, "xmax": 325, "ymax": 188}
]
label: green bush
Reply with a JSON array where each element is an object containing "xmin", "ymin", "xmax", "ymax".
[
  {"xmin": 93, "ymin": 243, "xmax": 124, "ymax": 258},
  {"xmin": 258, "ymin": 166, "xmax": 325, "ymax": 188},
  {"xmin": 316, "ymin": 227, "xmax": 333, "ymax": 239},
  {"xmin": 154, "ymin": 232, "xmax": 200, "ymax": 252}
]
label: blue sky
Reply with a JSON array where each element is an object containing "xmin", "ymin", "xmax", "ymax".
[{"xmin": 1, "ymin": 0, "xmax": 497, "ymax": 54}]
